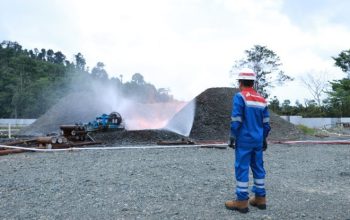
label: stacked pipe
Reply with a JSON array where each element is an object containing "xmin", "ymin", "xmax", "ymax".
[
  {"xmin": 60, "ymin": 125, "xmax": 87, "ymax": 141},
  {"xmin": 36, "ymin": 136, "xmax": 68, "ymax": 149}
]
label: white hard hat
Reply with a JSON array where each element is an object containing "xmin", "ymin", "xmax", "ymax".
[{"xmin": 237, "ymin": 68, "xmax": 256, "ymax": 81}]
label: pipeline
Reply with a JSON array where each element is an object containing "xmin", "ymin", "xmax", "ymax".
[
  {"xmin": 0, "ymin": 143, "xmax": 227, "ymax": 153},
  {"xmin": 1, "ymin": 140, "xmax": 348, "ymax": 155},
  {"xmin": 271, "ymin": 140, "xmax": 350, "ymax": 145}
]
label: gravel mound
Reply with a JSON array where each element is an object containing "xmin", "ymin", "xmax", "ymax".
[
  {"xmin": 1, "ymin": 143, "xmax": 349, "ymax": 219},
  {"xmin": 171, "ymin": 87, "xmax": 235, "ymax": 141},
  {"xmin": 268, "ymin": 111, "xmax": 303, "ymax": 140},
  {"xmin": 168, "ymin": 87, "xmax": 302, "ymax": 141}
]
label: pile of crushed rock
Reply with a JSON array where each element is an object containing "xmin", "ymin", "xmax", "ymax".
[
  {"xmin": 19, "ymin": 87, "xmax": 302, "ymax": 144},
  {"xmin": 170, "ymin": 87, "xmax": 302, "ymax": 141}
]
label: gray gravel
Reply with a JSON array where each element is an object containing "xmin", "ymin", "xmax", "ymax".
[{"xmin": 1, "ymin": 144, "xmax": 350, "ymax": 220}]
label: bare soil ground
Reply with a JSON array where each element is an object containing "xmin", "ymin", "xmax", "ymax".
[
  {"xmin": 4, "ymin": 87, "xmax": 341, "ymax": 219},
  {"xmin": 0, "ymin": 143, "xmax": 349, "ymax": 219}
]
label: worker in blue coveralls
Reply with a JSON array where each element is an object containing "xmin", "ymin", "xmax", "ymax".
[{"xmin": 225, "ymin": 68, "xmax": 271, "ymax": 214}]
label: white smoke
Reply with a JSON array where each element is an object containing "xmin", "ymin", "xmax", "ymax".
[{"xmin": 78, "ymin": 78, "xmax": 195, "ymax": 133}]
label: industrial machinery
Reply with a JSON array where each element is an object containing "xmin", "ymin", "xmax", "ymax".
[
  {"xmin": 85, "ymin": 112, "xmax": 124, "ymax": 132},
  {"xmin": 0, "ymin": 112, "xmax": 124, "ymax": 155},
  {"xmin": 60, "ymin": 112, "xmax": 125, "ymax": 142},
  {"xmin": 60, "ymin": 124, "xmax": 87, "ymax": 141}
]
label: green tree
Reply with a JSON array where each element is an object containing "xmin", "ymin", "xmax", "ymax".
[
  {"xmin": 74, "ymin": 52, "xmax": 86, "ymax": 71},
  {"xmin": 327, "ymin": 79, "xmax": 350, "ymax": 116},
  {"xmin": 281, "ymin": 99, "xmax": 292, "ymax": 115},
  {"xmin": 231, "ymin": 45, "xmax": 293, "ymax": 97},
  {"xmin": 46, "ymin": 49, "xmax": 54, "ymax": 63},
  {"xmin": 268, "ymin": 96, "xmax": 281, "ymax": 113},
  {"xmin": 38, "ymin": 48, "xmax": 46, "ymax": 61},
  {"xmin": 131, "ymin": 73, "xmax": 145, "ymax": 85},
  {"xmin": 328, "ymin": 49, "xmax": 350, "ymax": 116},
  {"xmin": 91, "ymin": 62, "xmax": 108, "ymax": 80},
  {"xmin": 333, "ymin": 49, "xmax": 350, "ymax": 78},
  {"xmin": 0, "ymin": 41, "xmax": 22, "ymax": 54},
  {"xmin": 53, "ymin": 51, "xmax": 66, "ymax": 65},
  {"xmin": 110, "ymin": 76, "xmax": 122, "ymax": 88}
]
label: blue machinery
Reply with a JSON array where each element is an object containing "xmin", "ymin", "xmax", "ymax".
[
  {"xmin": 85, "ymin": 112, "xmax": 124, "ymax": 132},
  {"xmin": 60, "ymin": 112, "xmax": 125, "ymax": 141}
]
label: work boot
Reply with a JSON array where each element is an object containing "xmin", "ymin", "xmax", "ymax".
[
  {"xmin": 249, "ymin": 196, "xmax": 266, "ymax": 210},
  {"xmin": 225, "ymin": 200, "xmax": 249, "ymax": 213}
]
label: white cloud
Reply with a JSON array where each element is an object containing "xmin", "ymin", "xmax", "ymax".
[{"xmin": 1, "ymin": 0, "xmax": 350, "ymax": 102}]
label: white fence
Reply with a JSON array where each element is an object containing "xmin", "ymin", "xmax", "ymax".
[
  {"xmin": 280, "ymin": 116, "xmax": 350, "ymax": 129},
  {"xmin": 0, "ymin": 118, "xmax": 36, "ymax": 138},
  {"xmin": 0, "ymin": 119, "xmax": 36, "ymax": 127}
]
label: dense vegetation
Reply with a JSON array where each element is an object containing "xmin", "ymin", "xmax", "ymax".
[
  {"xmin": 268, "ymin": 78, "xmax": 350, "ymax": 117},
  {"xmin": 0, "ymin": 41, "xmax": 174, "ymax": 118}
]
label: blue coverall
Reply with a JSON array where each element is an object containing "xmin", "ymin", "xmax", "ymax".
[{"xmin": 230, "ymin": 87, "xmax": 271, "ymax": 201}]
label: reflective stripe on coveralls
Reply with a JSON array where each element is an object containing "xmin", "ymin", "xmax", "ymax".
[
  {"xmin": 234, "ymin": 145, "xmax": 266, "ymax": 200},
  {"xmin": 231, "ymin": 116, "xmax": 242, "ymax": 122},
  {"xmin": 236, "ymin": 181, "xmax": 249, "ymax": 192},
  {"xmin": 263, "ymin": 117, "xmax": 270, "ymax": 123},
  {"xmin": 253, "ymin": 179, "xmax": 265, "ymax": 188}
]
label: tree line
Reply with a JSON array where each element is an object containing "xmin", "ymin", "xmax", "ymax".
[
  {"xmin": 1, "ymin": 41, "xmax": 350, "ymax": 118},
  {"xmin": 0, "ymin": 41, "xmax": 174, "ymax": 118},
  {"xmin": 231, "ymin": 45, "xmax": 350, "ymax": 117}
]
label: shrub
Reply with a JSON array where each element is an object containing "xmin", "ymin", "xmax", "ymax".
[{"xmin": 296, "ymin": 125, "xmax": 316, "ymax": 135}]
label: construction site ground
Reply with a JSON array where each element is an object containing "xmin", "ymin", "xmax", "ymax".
[
  {"xmin": 2, "ymin": 87, "xmax": 350, "ymax": 219},
  {"xmin": 1, "ymin": 143, "xmax": 349, "ymax": 220}
]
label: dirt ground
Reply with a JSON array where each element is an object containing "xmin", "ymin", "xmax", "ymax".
[
  {"xmin": 1, "ymin": 143, "xmax": 349, "ymax": 220},
  {"xmin": 6, "ymin": 87, "xmax": 348, "ymax": 219}
]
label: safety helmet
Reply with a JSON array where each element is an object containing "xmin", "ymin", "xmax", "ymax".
[{"xmin": 237, "ymin": 68, "xmax": 256, "ymax": 81}]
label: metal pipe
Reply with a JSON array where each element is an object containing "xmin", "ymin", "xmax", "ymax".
[
  {"xmin": 36, "ymin": 137, "xmax": 57, "ymax": 144},
  {"xmin": 0, "ymin": 149, "xmax": 24, "ymax": 156},
  {"xmin": 1, "ymin": 140, "xmax": 349, "ymax": 155},
  {"xmin": 0, "ymin": 144, "xmax": 227, "ymax": 153},
  {"xmin": 271, "ymin": 140, "xmax": 350, "ymax": 145}
]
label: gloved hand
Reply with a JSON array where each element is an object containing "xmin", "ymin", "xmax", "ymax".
[
  {"xmin": 263, "ymin": 139, "xmax": 267, "ymax": 151},
  {"xmin": 228, "ymin": 136, "xmax": 235, "ymax": 149}
]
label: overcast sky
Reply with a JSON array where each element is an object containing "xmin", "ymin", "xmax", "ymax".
[{"xmin": 1, "ymin": 0, "xmax": 350, "ymax": 103}]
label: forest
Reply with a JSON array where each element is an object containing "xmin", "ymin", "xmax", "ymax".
[{"xmin": 0, "ymin": 41, "xmax": 174, "ymax": 118}]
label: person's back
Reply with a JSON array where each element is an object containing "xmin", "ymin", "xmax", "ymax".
[
  {"xmin": 234, "ymin": 87, "xmax": 268, "ymax": 147},
  {"xmin": 225, "ymin": 68, "xmax": 271, "ymax": 214}
]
